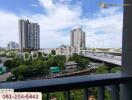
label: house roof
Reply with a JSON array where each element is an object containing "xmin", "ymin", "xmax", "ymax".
[{"xmin": 65, "ymin": 61, "xmax": 77, "ymax": 66}]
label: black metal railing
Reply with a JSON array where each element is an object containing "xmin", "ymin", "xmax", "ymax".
[{"xmin": 0, "ymin": 73, "xmax": 132, "ymax": 100}]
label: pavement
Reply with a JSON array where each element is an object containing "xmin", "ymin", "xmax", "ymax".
[{"xmin": 0, "ymin": 73, "xmax": 10, "ymax": 82}]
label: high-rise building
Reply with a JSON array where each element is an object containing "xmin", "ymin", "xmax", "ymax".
[
  {"xmin": 70, "ymin": 28, "xmax": 86, "ymax": 51},
  {"xmin": 19, "ymin": 19, "xmax": 40, "ymax": 51},
  {"xmin": 7, "ymin": 41, "xmax": 18, "ymax": 50}
]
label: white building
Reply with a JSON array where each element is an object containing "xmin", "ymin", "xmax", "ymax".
[
  {"xmin": 71, "ymin": 28, "xmax": 86, "ymax": 52},
  {"xmin": 64, "ymin": 61, "xmax": 78, "ymax": 72}
]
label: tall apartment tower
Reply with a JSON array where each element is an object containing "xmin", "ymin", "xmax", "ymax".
[
  {"xmin": 70, "ymin": 28, "xmax": 85, "ymax": 51},
  {"xmin": 19, "ymin": 19, "xmax": 40, "ymax": 51}
]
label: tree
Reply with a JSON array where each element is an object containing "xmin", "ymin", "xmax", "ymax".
[
  {"xmin": 17, "ymin": 75, "xmax": 24, "ymax": 81},
  {"xmin": 111, "ymin": 67, "xmax": 122, "ymax": 73},
  {"xmin": 69, "ymin": 53, "xmax": 79, "ymax": 62},
  {"xmin": 46, "ymin": 57, "xmax": 54, "ymax": 67},
  {"xmin": 41, "ymin": 67, "xmax": 49, "ymax": 75},
  {"xmin": 11, "ymin": 65, "xmax": 30, "ymax": 79},
  {"xmin": 11, "ymin": 67, "xmax": 19, "ymax": 78},
  {"xmin": 51, "ymin": 50, "xmax": 56, "ymax": 56},
  {"xmin": 37, "ymin": 52, "xmax": 48, "ymax": 61},
  {"xmin": 22, "ymin": 59, "xmax": 31, "ymax": 65},
  {"xmin": 6, "ymin": 52, "xmax": 16, "ymax": 58},
  {"xmin": 77, "ymin": 58, "xmax": 89, "ymax": 69},
  {"xmin": 46, "ymin": 55, "xmax": 66, "ymax": 70},
  {"xmin": 32, "ymin": 59, "xmax": 44, "ymax": 66},
  {"xmin": 69, "ymin": 53, "xmax": 90, "ymax": 69},
  {"xmin": 39, "ymin": 62, "xmax": 49, "ymax": 75},
  {"xmin": 0, "ymin": 51, "xmax": 6, "ymax": 57},
  {"xmin": 4, "ymin": 60, "xmax": 12, "ymax": 69},
  {"xmin": 4, "ymin": 58, "xmax": 20, "ymax": 70},
  {"xmin": 6, "ymin": 76, "xmax": 16, "ymax": 82},
  {"xmin": 11, "ymin": 58, "xmax": 20, "ymax": 68},
  {"xmin": 96, "ymin": 65, "xmax": 109, "ymax": 74},
  {"xmin": 11, "ymin": 65, "xmax": 22, "ymax": 78},
  {"xmin": 32, "ymin": 59, "xmax": 49, "ymax": 75},
  {"xmin": 11, "ymin": 59, "xmax": 49, "ymax": 81},
  {"xmin": 53, "ymin": 55, "xmax": 66, "ymax": 68}
]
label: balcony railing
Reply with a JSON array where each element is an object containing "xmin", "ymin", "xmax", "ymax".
[{"xmin": 0, "ymin": 72, "xmax": 132, "ymax": 100}]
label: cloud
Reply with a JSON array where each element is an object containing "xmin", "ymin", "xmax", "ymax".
[
  {"xmin": 83, "ymin": 8, "xmax": 123, "ymax": 48},
  {"xmin": 0, "ymin": 0, "xmax": 123, "ymax": 48},
  {"xmin": 31, "ymin": 4, "xmax": 38, "ymax": 7},
  {"xmin": 60, "ymin": 0, "xmax": 72, "ymax": 2},
  {"xmin": 0, "ymin": 11, "xmax": 19, "ymax": 47},
  {"xmin": 39, "ymin": 0, "xmax": 55, "ymax": 10}
]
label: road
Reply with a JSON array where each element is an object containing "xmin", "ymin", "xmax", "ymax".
[
  {"xmin": 83, "ymin": 52, "xmax": 121, "ymax": 66},
  {"xmin": 0, "ymin": 73, "xmax": 10, "ymax": 82}
]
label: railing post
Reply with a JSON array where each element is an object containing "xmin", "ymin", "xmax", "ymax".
[
  {"xmin": 83, "ymin": 88, "xmax": 89, "ymax": 100},
  {"xmin": 64, "ymin": 91, "xmax": 71, "ymax": 100},
  {"xmin": 71, "ymin": 92, "xmax": 74, "ymax": 100},
  {"xmin": 64, "ymin": 91, "xmax": 67, "ymax": 100},
  {"xmin": 67, "ymin": 90, "xmax": 71, "ymax": 100},
  {"xmin": 120, "ymin": 84, "xmax": 132, "ymax": 100},
  {"xmin": 47, "ymin": 93, "xmax": 49, "ymax": 100},
  {"xmin": 122, "ymin": 0, "xmax": 132, "ymax": 100},
  {"xmin": 111, "ymin": 85, "xmax": 119, "ymax": 100},
  {"xmin": 97, "ymin": 86, "xmax": 104, "ymax": 100}
]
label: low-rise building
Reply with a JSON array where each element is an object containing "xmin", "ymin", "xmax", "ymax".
[{"xmin": 64, "ymin": 61, "xmax": 78, "ymax": 72}]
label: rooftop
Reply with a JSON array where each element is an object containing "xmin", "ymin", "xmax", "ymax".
[{"xmin": 65, "ymin": 61, "xmax": 77, "ymax": 66}]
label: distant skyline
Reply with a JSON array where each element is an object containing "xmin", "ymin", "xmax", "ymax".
[{"xmin": 0, "ymin": 0, "xmax": 123, "ymax": 48}]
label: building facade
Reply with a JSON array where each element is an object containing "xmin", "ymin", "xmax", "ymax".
[
  {"xmin": 19, "ymin": 19, "xmax": 40, "ymax": 51},
  {"xmin": 64, "ymin": 61, "xmax": 78, "ymax": 72},
  {"xmin": 70, "ymin": 28, "xmax": 86, "ymax": 52},
  {"xmin": 7, "ymin": 41, "xmax": 18, "ymax": 50}
]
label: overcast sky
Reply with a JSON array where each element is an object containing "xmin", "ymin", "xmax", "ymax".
[{"xmin": 0, "ymin": 0, "xmax": 123, "ymax": 48}]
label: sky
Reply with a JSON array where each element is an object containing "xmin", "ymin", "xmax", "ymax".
[{"xmin": 0, "ymin": 0, "xmax": 123, "ymax": 48}]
